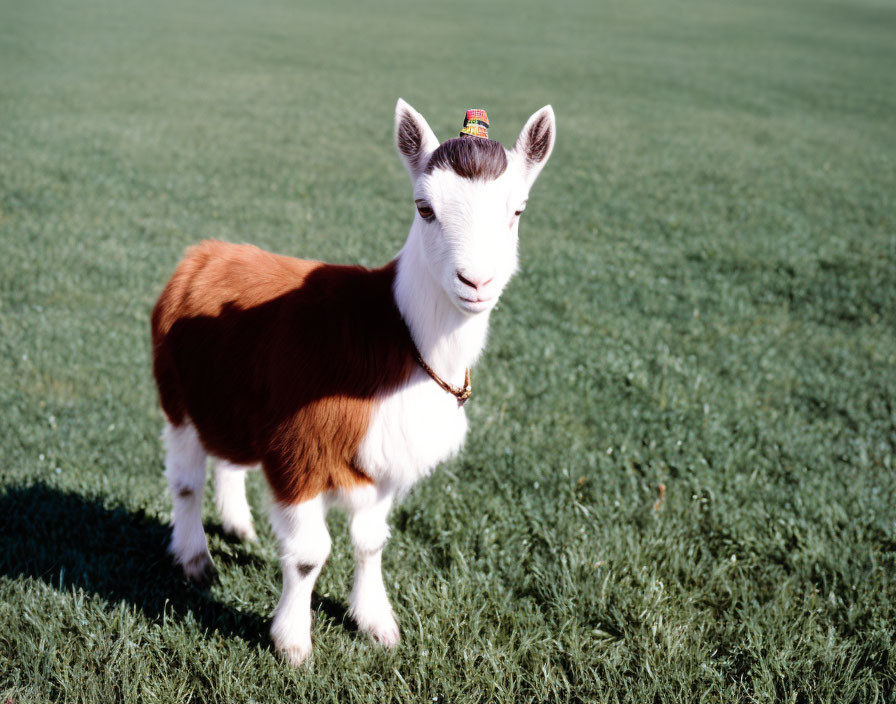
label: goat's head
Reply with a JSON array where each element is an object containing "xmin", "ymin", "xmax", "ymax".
[{"xmin": 395, "ymin": 99, "xmax": 555, "ymax": 316}]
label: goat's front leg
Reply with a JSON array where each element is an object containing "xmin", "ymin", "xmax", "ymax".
[
  {"xmin": 269, "ymin": 495, "xmax": 331, "ymax": 666},
  {"xmin": 348, "ymin": 486, "xmax": 399, "ymax": 647}
]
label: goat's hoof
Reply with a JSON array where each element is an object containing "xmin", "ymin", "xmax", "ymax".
[
  {"xmin": 371, "ymin": 622, "xmax": 400, "ymax": 648},
  {"xmin": 181, "ymin": 551, "xmax": 215, "ymax": 583},
  {"xmin": 276, "ymin": 641, "xmax": 312, "ymax": 667},
  {"xmin": 356, "ymin": 613, "xmax": 400, "ymax": 648},
  {"xmin": 222, "ymin": 520, "xmax": 257, "ymax": 543}
]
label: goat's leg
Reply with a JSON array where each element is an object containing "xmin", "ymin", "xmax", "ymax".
[
  {"xmin": 214, "ymin": 460, "xmax": 257, "ymax": 541},
  {"xmin": 269, "ymin": 495, "xmax": 331, "ymax": 666},
  {"xmin": 164, "ymin": 421, "xmax": 213, "ymax": 581},
  {"xmin": 348, "ymin": 486, "xmax": 399, "ymax": 647}
]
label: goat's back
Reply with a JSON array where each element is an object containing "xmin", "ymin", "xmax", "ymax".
[{"xmin": 151, "ymin": 240, "xmax": 415, "ymax": 503}]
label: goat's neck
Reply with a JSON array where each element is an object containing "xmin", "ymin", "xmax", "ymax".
[{"xmin": 393, "ymin": 231, "xmax": 490, "ymax": 387}]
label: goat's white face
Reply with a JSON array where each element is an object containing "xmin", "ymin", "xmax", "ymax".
[{"xmin": 395, "ymin": 99, "xmax": 556, "ymax": 316}]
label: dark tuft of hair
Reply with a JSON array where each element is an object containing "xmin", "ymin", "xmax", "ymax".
[
  {"xmin": 397, "ymin": 110, "xmax": 425, "ymax": 170},
  {"xmin": 522, "ymin": 113, "xmax": 552, "ymax": 166},
  {"xmin": 425, "ymin": 137, "xmax": 508, "ymax": 181}
]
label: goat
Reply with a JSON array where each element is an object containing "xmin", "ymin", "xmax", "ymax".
[{"xmin": 150, "ymin": 99, "xmax": 556, "ymax": 665}]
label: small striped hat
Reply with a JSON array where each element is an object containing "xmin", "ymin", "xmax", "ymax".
[{"xmin": 459, "ymin": 109, "xmax": 489, "ymax": 139}]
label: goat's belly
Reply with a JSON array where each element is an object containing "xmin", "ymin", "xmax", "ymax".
[{"xmin": 356, "ymin": 371, "xmax": 468, "ymax": 489}]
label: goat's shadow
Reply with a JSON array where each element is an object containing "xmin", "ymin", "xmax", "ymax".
[{"xmin": 0, "ymin": 482, "xmax": 352, "ymax": 649}]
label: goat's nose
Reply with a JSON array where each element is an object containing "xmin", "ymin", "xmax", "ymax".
[{"xmin": 457, "ymin": 271, "xmax": 494, "ymax": 290}]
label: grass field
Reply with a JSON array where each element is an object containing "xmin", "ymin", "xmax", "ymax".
[{"xmin": 1, "ymin": 0, "xmax": 895, "ymax": 701}]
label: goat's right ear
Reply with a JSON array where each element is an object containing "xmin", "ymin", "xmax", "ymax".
[{"xmin": 395, "ymin": 98, "xmax": 439, "ymax": 182}]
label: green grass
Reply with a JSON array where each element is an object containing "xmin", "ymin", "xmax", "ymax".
[{"xmin": 1, "ymin": 0, "xmax": 895, "ymax": 701}]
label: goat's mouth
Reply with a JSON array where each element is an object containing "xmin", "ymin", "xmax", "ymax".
[{"xmin": 456, "ymin": 294, "xmax": 494, "ymax": 314}]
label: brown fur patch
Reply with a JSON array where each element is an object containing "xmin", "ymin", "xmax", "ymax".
[
  {"xmin": 151, "ymin": 241, "xmax": 416, "ymax": 505},
  {"xmin": 425, "ymin": 137, "xmax": 508, "ymax": 181}
]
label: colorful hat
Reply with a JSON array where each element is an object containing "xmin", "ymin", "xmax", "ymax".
[{"xmin": 460, "ymin": 109, "xmax": 489, "ymax": 139}]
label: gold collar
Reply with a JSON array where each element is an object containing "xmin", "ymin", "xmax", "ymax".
[{"xmin": 411, "ymin": 347, "xmax": 472, "ymax": 405}]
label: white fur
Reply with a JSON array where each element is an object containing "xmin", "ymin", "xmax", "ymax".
[
  {"xmin": 357, "ymin": 101, "xmax": 556, "ymax": 491},
  {"xmin": 339, "ymin": 484, "xmax": 400, "ymax": 646},
  {"xmin": 348, "ymin": 102, "xmax": 555, "ymax": 653},
  {"xmin": 214, "ymin": 460, "xmax": 257, "ymax": 541},
  {"xmin": 161, "ymin": 100, "xmax": 555, "ymax": 665},
  {"xmin": 269, "ymin": 496, "xmax": 332, "ymax": 665},
  {"xmin": 164, "ymin": 421, "xmax": 213, "ymax": 580},
  {"xmin": 267, "ymin": 485, "xmax": 401, "ymax": 664}
]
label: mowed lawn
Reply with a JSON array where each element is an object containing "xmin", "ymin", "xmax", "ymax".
[{"xmin": 1, "ymin": 0, "xmax": 894, "ymax": 701}]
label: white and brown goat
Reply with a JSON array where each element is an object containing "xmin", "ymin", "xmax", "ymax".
[{"xmin": 151, "ymin": 99, "xmax": 555, "ymax": 665}]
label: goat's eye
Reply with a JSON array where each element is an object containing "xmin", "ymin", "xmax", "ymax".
[
  {"xmin": 415, "ymin": 201, "xmax": 434, "ymax": 221},
  {"xmin": 514, "ymin": 209, "xmax": 524, "ymax": 217}
]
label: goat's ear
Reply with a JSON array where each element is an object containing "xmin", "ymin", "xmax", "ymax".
[
  {"xmin": 395, "ymin": 98, "xmax": 439, "ymax": 182},
  {"xmin": 513, "ymin": 105, "xmax": 556, "ymax": 186}
]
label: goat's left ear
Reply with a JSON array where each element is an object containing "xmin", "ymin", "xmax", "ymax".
[
  {"xmin": 513, "ymin": 105, "xmax": 556, "ymax": 186},
  {"xmin": 395, "ymin": 98, "xmax": 439, "ymax": 182}
]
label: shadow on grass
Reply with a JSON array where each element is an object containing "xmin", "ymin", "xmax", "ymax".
[{"xmin": 0, "ymin": 482, "xmax": 353, "ymax": 647}]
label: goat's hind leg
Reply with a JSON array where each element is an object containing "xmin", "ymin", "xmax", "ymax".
[
  {"xmin": 164, "ymin": 421, "xmax": 213, "ymax": 581},
  {"xmin": 214, "ymin": 459, "xmax": 257, "ymax": 542}
]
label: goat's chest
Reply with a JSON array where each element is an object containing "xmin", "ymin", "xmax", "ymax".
[{"xmin": 356, "ymin": 370, "xmax": 469, "ymax": 489}]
